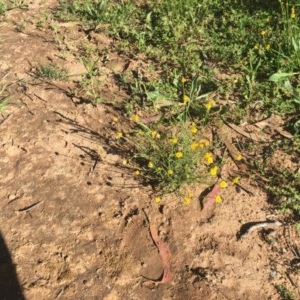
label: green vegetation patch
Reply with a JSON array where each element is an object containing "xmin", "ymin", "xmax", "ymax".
[
  {"xmin": 54, "ymin": 0, "xmax": 300, "ymax": 226},
  {"xmin": 36, "ymin": 64, "xmax": 69, "ymax": 80}
]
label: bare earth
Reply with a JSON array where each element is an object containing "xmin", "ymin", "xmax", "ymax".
[{"xmin": 0, "ymin": 2, "xmax": 300, "ymax": 299}]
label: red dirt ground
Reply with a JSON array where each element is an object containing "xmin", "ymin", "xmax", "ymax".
[{"xmin": 0, "ymin": 2, "xmax": 299, "ymax": 299}]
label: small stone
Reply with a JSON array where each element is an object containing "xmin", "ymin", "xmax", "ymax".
[{"xmin": 8, "ymin": 194, "xmax": 17, "ymax": 200}]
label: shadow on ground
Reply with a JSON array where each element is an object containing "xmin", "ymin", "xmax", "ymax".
[{"xmin": 0, "ymin": 231, "xmax": 24, "ymax": 300}]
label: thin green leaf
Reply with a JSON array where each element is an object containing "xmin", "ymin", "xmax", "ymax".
[{"xmin": 269, "ymin": 72, "xmax": 299, "ymax": 83}]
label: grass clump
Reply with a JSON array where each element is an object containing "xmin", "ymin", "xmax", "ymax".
[
  {"xmin": 113, "ymin": 76, "xmax": 227, "ymax": 200},
  {"xmin": 0, "ymin": 0, "xmax": 27, "ymax": 14},
  {"xmin": 276, "ymin": 284, "xmax": 295, "ymax": 300},
  {"xmin": 36, "ymin": 64, "xmax": 69, "ymax": 80},
  {"xmin": 267, "ymin": 170, "xmax": 300, "ymax": 217},
  {"xmin": 120, "ymin": 117, "xmax": 214, "ymax": 195}
]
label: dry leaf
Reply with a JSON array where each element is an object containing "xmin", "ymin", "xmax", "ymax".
[
  {"xmin": 143, "ymin": 224, "xmax": 172, "ymax": 286},
  {"xmin": 226, "ymin": 122, "xmax": 269, "ymax": 142}
]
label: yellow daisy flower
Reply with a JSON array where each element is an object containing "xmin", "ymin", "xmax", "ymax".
[
  {"xmin": 210, "ymin": 166, "xmax": 218, "ymax": 176},
  {"xmin": 151, "ymin": 130, "xmax": 160, "ymax": 138},
  {"xmin": 116, "ymin": 132, "xmax": 123, "ymax": 139},
  {"xmin": 183, "ymin": 95, "xmax": 190, "ymax": 104},
  {"xmin": 175, "ymin": 152, "xmax": 183, "ymax": 158},
  {"xmin": 181, "ymin": 77, "xmax": 187, "ymax": 83},
  {"xmin": 235, "ymin": 153, "xmax": 243, "ymax": 161},
  {"xmin": 183, "ymin": 198, "xmax": 191, "ymax": 205},
  {"xmin": 215, "ymin": 195, "xmax": 222, "ymax": 203},
  {"xmin": 232, "ymin": 177, "xmax": 240, "ymax": 184},
  {"xmin": 154, "ymin": 197, "xmax": 161, "ymax": 204},
  {"xmin": 220, "ymin": 181, "xmax": 228, "ymax": 188},
  {"xmin": 190, "ymin": 127, "xmax": 198, "ymax": 134},
  {"xmin": 131, "ymin": 114, "xmax": 140, "ymax": 122},
  {"xmin": 167, "ymin": 169, "xmax": 174, "ymax": 175},
  {"xmin": 191, "ymin": 142, "xmax": 198, "ymax": 150},
  {"xmin": 204, "ymin": 152, "xmax": 214, "ymax": 165},
  {"xmin": 205, "ymin": 99, "xmax": 216, "ymax": 110},
  {"xmin": 260, "ymin": 30, "xmax": 267, "ymax": 36},
  {"xmin": 169, "ymin": 137, "xmax": 178, "ymax": 144},
  {"xmin": 148, "ymin": 161, "xmax": 154, "ymax": 168}
]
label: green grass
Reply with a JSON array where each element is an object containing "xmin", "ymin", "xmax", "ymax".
[
  {"xmin": 54, "ymin": 0, "xmax": 300, "ymax": 123},
  {"xmin": 0, "ymin": 73, "xmax": 10, "ymax": 113},
  {"xmin": 276, "ymin": 284, "xmax": 295, "ymax": 300},
  {"xmin": 53, "ymin": 0, "xmax": 300, "ymax": 215},
  {"xmin": 36, "ymin": 64, "xmax": 69, "ymax": 80},
  {"xmin": 0, "ymin": 0, "xmax": 27, "ymax": 14},
  {"xmin": 0, "ymin": 98, "xmax": 9, "ymax": 113},
  {"xmin": 0, "ymin": 1, "xmax": 8, "ymax": 14}
]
